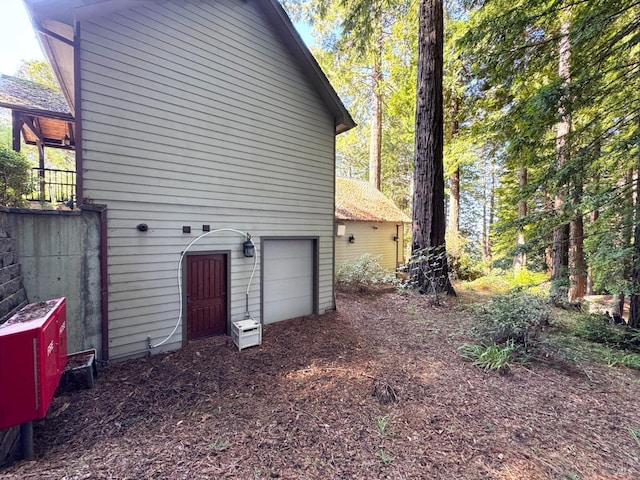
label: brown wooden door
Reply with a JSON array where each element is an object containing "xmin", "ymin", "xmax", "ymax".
[{"xmin": 186, "ymin": 254, "xmax": 227, "ymax": 339}]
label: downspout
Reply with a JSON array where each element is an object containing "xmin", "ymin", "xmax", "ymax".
[
  {"xmin": 74, "ymin": 23, "xmax": 83, "ymax": 206},
  {"xmin": 75, "ymin": 23, "xmax": 109, "ymax": 360}
]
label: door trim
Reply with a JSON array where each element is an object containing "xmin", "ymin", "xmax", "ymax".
[
  {"xmin": 182, "ymin": 250, "xmax": 231, "ymax": 345},
  {"xmin": 260, "ymin": 237, "xmax": 319, "ymax": 324}
]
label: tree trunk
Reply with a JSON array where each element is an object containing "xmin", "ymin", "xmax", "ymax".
[
  {"xmin": 448, "ymin": 166, "xmax": 460, "ymax": 233},
  {"xmin": 568, "ymin": 214, "xmax": 586, "ymax": 301},
  {"xmin": 513, "ymin": 164, "xmax": 527, "ymax": 270},
  {"xmin": 629, "ymin": 81, "xmax": 640, "ymax": 328},
  {"xmin": 447, "ymin": 96, "xmax": 460, "ymax": 233},
  {"xmin": 629, "ymin": 181, "xmax": 640, "ymax": 328},
  {"xmin": 410, "ymin": 0, "xmax": 454, "ymax": 296},
  {"xmin": 586, "ymin": 209, "xmax": 599, "ymax": 295},
  {"xmin": 552, "ymin": 19, "xmax": 572, "ymax": 288},
  {"xmin": 481, "ymin": 155, "xmax": 492, "ymax": 266},
  {"xmin": 369, "ymin": 59, "xmax": 383, "ymax": 190},
  {"xmin": 487, "ymin": 161, "xmax": 495, "ymax": 268}
]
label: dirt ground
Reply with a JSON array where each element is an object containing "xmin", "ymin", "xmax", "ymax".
[{"xmin": 2, "ymin": 287, "xmax": 640, "ymax": 479}]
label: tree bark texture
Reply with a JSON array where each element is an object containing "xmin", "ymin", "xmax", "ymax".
[
  {"xmin": 629, "ymin": 81, "xmax": 640, "ymax": 328},
  {"xmin": 586, "ymin": 209, "xmax": 599, "ymax": 295},
  {"xmin": 411, "ymin": 0, "xmax": 454, "ymax": 295},
  {"xmin": 552, "ymin": 19, "xmax": 572, "ymax": 284},
  {"xmin": 447, "ymin": 96, "xmax": 460, "ymax": 234},
  {"xmin": 513, "ymin": 164, "xmax": 527, "ymax": 270},
  {"xmin": 369, "ymin": 61, "xmax": 383, "ymax": 190},
  {"xmin": 568, "ymin": 215, "xmax": 586, "ymax": 301}
]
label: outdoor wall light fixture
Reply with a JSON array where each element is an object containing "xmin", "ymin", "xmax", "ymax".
[
  {"xmin": 243, "ymin": 234, "xmax": 255, "ymax": 258},
  {"xmin": 393, "ymin": 235, "xmax": 399, "ymax": 242},
  {"xmin": 348, "ymin": 234, "xmax": 355, "ymax": 244}
]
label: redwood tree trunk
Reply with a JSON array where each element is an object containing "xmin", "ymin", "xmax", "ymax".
[
  {"xmin": 411, "ymin": 0, "xmax": 454, "ymax": 295},
  {"xmin": 369, "ymin": 61, "xmax": 383, "ymax": 190},
  {"xmin": 513, "ymin": 164, "xmax": 527, "ymax": 270},
  {"xmin": 586, "ymin": 209, "xmax": 599, "ymax": 295},
  {"xmin": 629, "ymin": 82, "xmax": 640, "ymax": 328},
  {"xmin": 448, "ymin": 96, "xmax": 460, "ymax": 233},
  {"xmin": 552, "ymin": 19, "xmax": 572, "ymax": 288},
  {"xmin": 568, "ymin": 214, "xmax": 586, "ymax": 301}
]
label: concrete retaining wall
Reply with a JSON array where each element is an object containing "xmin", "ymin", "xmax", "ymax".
[{"xmin": 7, "ymin": 208, "xmax": 102, "ymax": 356}]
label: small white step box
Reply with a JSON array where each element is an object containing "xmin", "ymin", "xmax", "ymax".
[{"xmin": 231, "ymin": 319, "xmax": 262, "ymax": 351}]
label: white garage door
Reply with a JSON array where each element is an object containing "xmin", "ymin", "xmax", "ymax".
[{"xmin": 263, "ymin": 239, "xmax": 314, "ymax": 324}]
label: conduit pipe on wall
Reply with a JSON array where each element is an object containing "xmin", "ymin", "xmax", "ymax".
[{"xmin": 150, "ymin": 229, "xmax": 258, "ymax": 350}]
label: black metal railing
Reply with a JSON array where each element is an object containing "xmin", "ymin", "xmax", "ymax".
[{"xmin": 27, "ymin": 168, "xmax": 76, "ymax": 206}]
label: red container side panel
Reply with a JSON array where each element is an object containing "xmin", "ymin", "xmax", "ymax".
[
  {"xmin": 0, "ymin": 330, "xmax": 39, "ymax": 429},
  {"xmin": 0, "ymin": 298, "xmax": 67, "ymax": 430}
]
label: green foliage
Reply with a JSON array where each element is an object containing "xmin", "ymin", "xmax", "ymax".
[
  {"xmin": 462, "ymin": 269, "xmax": 550, "ymax": 296},
  {"xmin": 16, "ymin": 59, "xmax": 60, "ymax": 91},
  {"xmin": 570, "ymin": 314, "xmax": 640, "ymax": 352},
  {"xmin": 0, "ymin": 145, "xmax": 31, "ymax": 207},
  {"xmin": 629, "ymin": 427, "xmax": 640, "ymax": 448},
  {"xmin": 458, "ymin": 341, "xmax": 515, "ymax": 373},
  {"xmin": 376, "ymin": 448, "xmax": 392, "ymax": 465},
  {"xmin": 336, "ymin": 254, "xmax": 395, "ymax": 286},
  {"xmin": 471, "ymin": 292, "xmax": 551, "ymax": 349},
  {"xmin": 209, "ymin": 439, "xmax": 231, "ymax": 452},
  {"xmin": 446, "ymin": 230, "xmax": 485, "ymax": 281},
  {"xmin": 375, "ymin": 415, "xmax": 389, "ymax": 436}
]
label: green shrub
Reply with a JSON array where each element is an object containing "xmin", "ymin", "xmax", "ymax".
[
  {"xmin": 459, "ymin": 341, "xmax": 515, "ymax": 373},
  {"xmin": 571, "ymin": 314, "xmax": 640, "ymax": 351},
  {"xmin": 471, "ymin": 292, "xmax": 551, "ymax": 349},
  {"xmin": 462, "ymin": 269, "xmax": 550, "ymax": 296},
  {"xmin": 446, "ymin": 231, "xmax": 485, "ymax": 281},
  {"xmin": 0, "ymin": 145, "xmax": 31, "ymax": 207},
  {"xmin": 336, "ymin": 254, "xmax": 396, "ymax": 286}
]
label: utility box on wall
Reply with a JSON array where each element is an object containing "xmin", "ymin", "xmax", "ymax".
[{"xmin": 0, "ymin": 298, "xmax": 67, "ymax": 429}]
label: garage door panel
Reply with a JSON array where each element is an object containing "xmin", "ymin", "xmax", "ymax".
[
  {"xmin": 267, "ymin": 263, "xmax": 313, "ymax": 281},
  {"xmin": 263, "ymin": 296, "xmax": 313, "ymax": 323},
  {"xmin": 264, "ymin": 277, "xmax": 313, "ymax": 300},
  {"xmin": 263, "ymin": 239, "xmax": 314, "ymax": 324}
]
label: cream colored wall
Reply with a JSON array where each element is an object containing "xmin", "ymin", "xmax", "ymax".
[{"xmin": 335, "ymin": 221, "xmax": 404, "ymax": 272}]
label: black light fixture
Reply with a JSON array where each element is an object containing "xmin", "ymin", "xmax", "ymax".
[
  {"xmin": 348, "ymin": 234, "xmax": 355, "ymax": 244},
  {"xmin": 243, "ymin": 233, "xmax": 255, "ymax": 257}
]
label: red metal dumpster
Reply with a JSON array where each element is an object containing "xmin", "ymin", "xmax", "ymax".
[{"xmin": 0, "ymin": 298, "xmax": 67, "ymax": 429}]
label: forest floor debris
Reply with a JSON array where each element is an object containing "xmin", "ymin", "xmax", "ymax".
[{"xmin": 2, "ymin": 286, "xmax": 640, "ymax": 479}]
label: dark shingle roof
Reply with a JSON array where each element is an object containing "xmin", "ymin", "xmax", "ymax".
[
  {"xmin": 0, "ymin": 74, "xmax": 71, "ymax": 116},
  {"xmin": 336, "ymin": 178, "xmax": 411, "ymax": 223}
]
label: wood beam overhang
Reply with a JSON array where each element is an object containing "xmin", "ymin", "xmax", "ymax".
[
  {"xmin": 11, "ymin": 111, "xmax": 22, "ymax": 152},
  {"xmin": 35, "ymin": 24, "xmax": 74, "ymax": 47}
]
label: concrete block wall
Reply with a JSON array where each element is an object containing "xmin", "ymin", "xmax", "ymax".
[{"xmin": 0, "ymin": 212, "xmax": 28, "ymax": 324}]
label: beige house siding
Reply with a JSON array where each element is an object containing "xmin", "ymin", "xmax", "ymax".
[
  {"xmin": 335, "ymin": 222, "xmax": 404, "ymax": 272},
  {"xmin": 79, "ymin": 0, "xmax": 336, "ymax": 360}
]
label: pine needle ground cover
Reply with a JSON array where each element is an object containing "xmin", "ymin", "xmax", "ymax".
[{"xmin": 2, "ymin": 287, "xmax": 640, "ymax": 479}]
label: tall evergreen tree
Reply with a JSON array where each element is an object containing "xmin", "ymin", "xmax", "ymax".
[{"xmin": 411, "ymin": 0, "xmax": 455, "ymax": 295}]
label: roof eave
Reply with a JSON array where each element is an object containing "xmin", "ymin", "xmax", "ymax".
[
  {"xmin": 259, "ymin": 0, "xmax": 356, "ymax": 135},
  {"xmin": 25, "ymin": 0, "xmax": 357, "ymax": 135}
]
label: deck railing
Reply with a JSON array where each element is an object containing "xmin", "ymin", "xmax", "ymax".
[{"xmin": 26, "ymin": 168, "xmax": 76, "ymax": 206}]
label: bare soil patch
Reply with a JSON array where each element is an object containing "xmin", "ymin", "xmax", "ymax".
[{"xmin": 2, "ymin": 287, "xmax": 640, "ymax": 479}]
